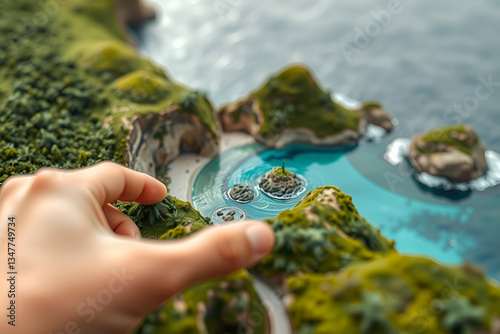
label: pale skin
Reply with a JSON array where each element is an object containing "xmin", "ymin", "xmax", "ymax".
[{"xmin": 0, "ymin": 162, "xmax": 275, "ymax": 334}]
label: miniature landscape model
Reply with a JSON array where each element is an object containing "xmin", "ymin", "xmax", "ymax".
[{"xmin": 1, "ymin": 1, "xmax": 500, "ymax": 334}]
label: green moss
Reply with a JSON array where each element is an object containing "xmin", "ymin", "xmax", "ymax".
[
  {"xmin": 246, "ymin": 65, "xmax": 361, "ymax": 138},
  {"xmin": 84, "ymin": 40, "xmax": 141, "ymax": 77},
  {"xmin": 285, "ymin": 254, "xmax": 500, "ymax": 333},
  {"xmin": 251, "ymin": 186, "xmax": 395, "ymax": 277},
  {"xmin": 271, "ymin": 162, "xmax": 292, "ymax": 178},
  {"xmin": 113, "ymin": 70, "xmax": 169, "ymax": 103},
  {"xmin": 134, "ymin": 270, "xmax": 269, "ymax": 334},
  {"xmin": 0, "ymin": 0, "xmax": 219, "ymax": 187},
  {"xmin": 178, "ymin": 91, "xmax": 219, "ymax": 140},
  {"xmin": 361, "ymin": 101, "xmax": 383, "ymax": 110},
  {"xmin": 418, "ymin": 124, "xmax": 479, "ymax": 155},
  {"xmin": 115, "ymin": 195, "xmax": 210, "ymax": 239}
]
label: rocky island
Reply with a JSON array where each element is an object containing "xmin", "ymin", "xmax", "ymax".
[
  {"xmin": 259, "ymin": 163, "xmax": 305, "ymax": 199},
  {"xmin": 409, "ymin": 124, "xmax": 489, "ymax": 182},
  {"xmin": 218, "ymin": 64, "xmax": 395, "ymax": 148},
  {"xmin": 229, "ymin": 184, "xmax": 255, "ymax": 203}
]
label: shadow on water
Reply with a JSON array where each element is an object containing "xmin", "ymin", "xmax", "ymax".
[
  {"xmin": 398, "ymin": 156, "xmax": 473, "ymax": 202},
  {"xmin": 411, "ymin": 174, "xmax": 473, "ymax": 201},
  {"xmin": 397, "ymin": 209, "xmax": 500, "ymax": 280}
]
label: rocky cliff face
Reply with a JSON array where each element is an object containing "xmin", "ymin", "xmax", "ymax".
[
  {"xmin": 125, "ymin": 105, "xmax": 219, "ymax": 177},
  {"xmin": 219, "ymin": 65, "xmax": 395, "ymax": 149},
  {"xmin": 408, "ymin": 124, "xmax": 488, "ymax": 182}
]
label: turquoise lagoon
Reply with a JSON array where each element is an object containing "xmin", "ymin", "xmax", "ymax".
[{"xmin": 193, "ymin": 139, "xmax": 500, "ymax": 279}]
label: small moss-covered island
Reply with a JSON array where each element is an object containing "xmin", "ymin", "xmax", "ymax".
[
  {"xmin": 408, "ymin": 124, "xmax": 489, "ymax": 182},
  {"xmin": 218, "ymin": 64, "xmax": 395, "ymax": 148},
  {"xmin": 259, "ymin": 162, "xmax": 305, "ymax": 199}
]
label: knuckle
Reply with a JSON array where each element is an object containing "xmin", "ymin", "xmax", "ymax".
[
  {"xmin": 0, "ymin": 176, "xmax": 25, "ymax": 196},
  {"xmin": 30, "ymin": 168, "xmax": 61, "ymax": 190},
  {"xmin": 96, "ymin": 160, "xmax": 121, "ymax": 171}
]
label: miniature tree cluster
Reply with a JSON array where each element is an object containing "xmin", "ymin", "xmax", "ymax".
[{"xmin": 115, "ymin": 195, "xmax": 211, "ymax": 238}]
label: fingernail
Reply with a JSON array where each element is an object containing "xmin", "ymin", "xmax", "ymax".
[
  {"xmin": 245, "ymin": 223, "xmax": 272, "ymax": 254},
  {"xmin": 135, "ymin": 233, "xmax": 141, "ymax": 240}
]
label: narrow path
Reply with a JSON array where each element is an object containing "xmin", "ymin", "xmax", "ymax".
[{"xmin": 252, "ymin": 277, "xmax": 293, "ymax": 334}]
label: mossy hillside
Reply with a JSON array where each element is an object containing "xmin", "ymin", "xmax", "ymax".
[
  {"xmin": 84, "ymin": 40, "xmax": 162, "ymax": 79},
  {"xmin": 251, "ymin": 186, "xmax": 395, "ymax": 277},
  {"xmin": 134, "ymin": 270, "xmax": 269, "ymax": 334},
  {"xmin": 418, "ymin": 124, "xmax": 479, "ymax": 155},
  {"xmin": 224, "ymin": 65, "xmax": 361, "ymax": 138},
  {"xmin": 115, "ymin": 195, "xmax": 210, "ymax": 238},
  {"xmin": 0, "ymin": 6, "xmax": 128, "ymax": 185},
  {"xmin": 55, "ymin": 0, "xmax": 219, "ymax": 140},
  {"xmin": 286, "ymin": 253, "xmax": 500, "ymax": 334},
  {"xmin": 0, "ymin": 0, "xmax": 219, "ymax": 188},
  {"xmin": 295, "ymin": 186, "xmax": 394, "ymax": 253},
  {"xmin": 113, "ymin": 70, "xmax": 169, "ymax": 103}
]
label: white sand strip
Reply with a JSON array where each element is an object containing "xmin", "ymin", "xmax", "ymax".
[{"xmin": 166, "ymin": 132, "xmax": 255, "ymax": 202}]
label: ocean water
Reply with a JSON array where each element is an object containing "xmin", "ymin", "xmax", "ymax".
[
  {"xmin": 136, "ymin": 1, "xmax": 500, "ymax": 278},
  {"xmin": 137, "ymin": 0, "xmax": 500, "ymax": 151}
]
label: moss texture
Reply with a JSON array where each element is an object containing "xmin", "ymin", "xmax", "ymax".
[
  {"xmin": 0, "ymin": 0, "xmax": 219, "ymax": 187},
  {"xmin": 418, "ymin": 124, "xmax": 479, "ymax": 155},
  {"xmin": 84, "ymin": 40, "xmax": 143, "ymax": 77},
  {"xmin": 220, "ymin": 64, "xmax": 362, "ymax": 138},
  {"xmin": 113, "ymin": 70, "xmax": 169, "ymax": 103},
  {"xmin": 271, "ymin": 163, "xmax": 292, "ymax": 178},
  {"xmin": 135, "ymin": 270, "xmax": 269, "ymax": 334},
  {"xmin": 286, "ymin": 254, "xmax": 500, "ymax": 334},
  {"xmin": 251, "ymin": 186, "xmax": 395, "ymax": 277}
]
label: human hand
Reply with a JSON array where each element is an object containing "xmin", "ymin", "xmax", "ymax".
[{"xmin": 0, "ymin": 162, "xmax": 274, "ymax": 334}]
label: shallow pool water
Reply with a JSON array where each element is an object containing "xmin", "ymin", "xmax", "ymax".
[{"xmin": 193, "ymin": 140, "xmax": 500, "ymax": 279}]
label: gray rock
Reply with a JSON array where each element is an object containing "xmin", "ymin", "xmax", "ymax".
[
  {"xmin": 229, "ymin": 184, "xmax": 255, "ymax": 203},
  {"xmin": 408, "ymin": 126, "xmax": 488, "ymax": 182}
]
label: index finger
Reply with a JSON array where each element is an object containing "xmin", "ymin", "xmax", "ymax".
[{"xmin": 70, "ymin": 161, "xmax": 167, "ymax": 205}]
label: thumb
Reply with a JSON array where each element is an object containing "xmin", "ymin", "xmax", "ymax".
[{"xmin": 134, "ymin": 220, "xmax": 275, "ymax": 298}]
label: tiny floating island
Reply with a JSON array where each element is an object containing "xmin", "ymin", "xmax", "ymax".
[
  {"xmin": 229, "ymin": 184, "xmax": 255, "ymax": 203},
  {"xmin": 385, "ymin": 124, "xmax": 500, "ymax": 191},
  {"xmin": 258, "ymin": 162, "xmax": 305, "ymax": 200},
  {"xmin": 409, "ymin": 124, "xmax": 488, "ymax": 182},
  {"xmin": 1, "ymin": 1, "xmax": 500, "ymax": 334}
]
